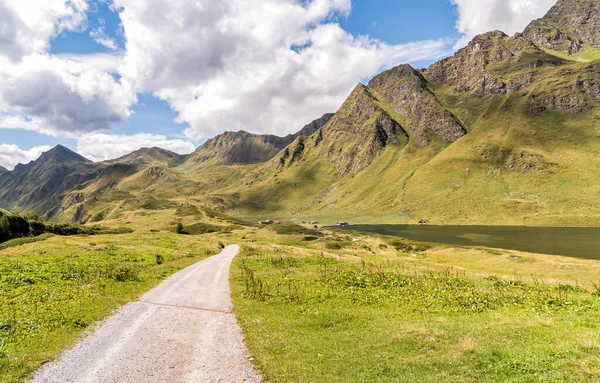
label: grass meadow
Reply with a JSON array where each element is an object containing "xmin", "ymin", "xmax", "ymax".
[
  {"xmin": 231, "ymin": 228, "xmax": 600, "ymax": 382},
  {"xmin": 0, "ymin": 232, "xmax": 219, "ymax": 383}
]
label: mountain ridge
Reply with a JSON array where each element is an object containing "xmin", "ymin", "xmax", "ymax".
[
  {"xmin": 1, "ymin": 0, "xmax": 599, "ymax": 226},
  {"xmin": 187, "ymin": 113, "xmax": 333, "ymax": 166}
]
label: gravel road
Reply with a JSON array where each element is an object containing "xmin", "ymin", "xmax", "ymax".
[{"xmin": 31, "ymin": 244, "xmax": 262, "ymax": 383}]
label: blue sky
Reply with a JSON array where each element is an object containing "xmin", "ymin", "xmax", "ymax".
[{"xmin": 0, "ymin": 0, "xmax": 556, "ymax": 168}]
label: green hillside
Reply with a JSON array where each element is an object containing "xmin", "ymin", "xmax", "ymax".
[{"xmin": 0, "ymin": 0, "xmax": 599, "ymax": 227}]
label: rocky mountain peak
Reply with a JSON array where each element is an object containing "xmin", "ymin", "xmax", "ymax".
[
  {"xmin": 287, "ymin": 82, "xmax": 410, "ymax": 175},
  {"xmin": 522, "ymin": 0, "xmax": 600, "ymax": 53},
  {"xmin": 0, "ymin": 166, "xmax": 7, "ymax": 174},
  {"xmin": 37, "ymin": 145, "xmax": 91, "ymax": 166},
  {"xmin": 368, "ymin": 64, "xmax": 466, "ymax": 144},
  {"xmin": 426, "ymin": 30, "xmax": 540, "ymax": 95},
  {"xmin": 292, "ymin": 113, "xmax": 334, "ymax": 138}
]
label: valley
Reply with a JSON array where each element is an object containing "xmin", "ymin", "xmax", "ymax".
[
  {"xmin": 1, "ymin": 1, "xmax": 600, "ymax": 227},
  {"xmin": 1, "ymin": 0, "xmax": 600, "ymax": 382}
]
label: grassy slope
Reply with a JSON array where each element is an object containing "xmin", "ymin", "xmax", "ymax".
[
  {"xmin": 231, "ymin": 229, "xmax": 600, "ymax": 382},
  {"xmin": 34, "ymin": 56, "xmax": 600, "ymax": 228},
  {"xmin": 401, "ymin": 60, "xmax": 600, "ymax": 226},
  {"xmin": 215, "ymin": 54, "xmax": 600, "ymax": 226},
  {"xmin": 0, "ymin": 232, "xmax": 220, "ymax": 383}
]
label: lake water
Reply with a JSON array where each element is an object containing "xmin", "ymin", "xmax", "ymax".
[{"xmin": 327, "ymin": 225, "xmax": 600, "ymax": 260}]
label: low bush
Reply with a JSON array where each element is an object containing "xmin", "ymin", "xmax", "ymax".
[
  {"xmin": 303, "ymin": 236, "xmax": 320, "ymax": 241},
  {"xmin": 271, "ymin": 222, "xmax": 323, "ymax": 237},
  {"xmin": 325, "ymin": 241, "xmax": 352, "ymax": 250},
  {"xmin": 0, "ymin": 234, "xmax": 54, "ymax": 251},
  {"xmin": 387, "ymin": 237, "xmax": 432, "ymax": 252}
]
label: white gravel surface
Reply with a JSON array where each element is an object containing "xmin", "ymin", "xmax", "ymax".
[{"xmin": 31, "ymin": 244, "xmax": 262, "ymax": 383}]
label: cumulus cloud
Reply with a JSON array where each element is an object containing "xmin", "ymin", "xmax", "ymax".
[
  {"xmin": 0, "ymin": 144, "xmax": 52, "ymax": 170},
  {"xmin": 76, "ymin": 132, "xmax": 195, "ymax": 162},
  {"xmin": 452, "ymin": 0, "xmax": 556, "ymax": 48},
  {"xmin": 114, "ymin": 0, "xmax": 450, "ymax": 140},
  {"xmin": 0, "ymin": 53, "xmax": 135, "ymax": 137},
  {"xmin": 0, "ymin": 0, "xmax": 135, "ymax": 139},
  {"xmin": 0, "ymin": 0, "xmax": 89, "ymax": 61},
  {"xmin": 8, "ymin": 0, "xmax": 560, "ymax": 161}
]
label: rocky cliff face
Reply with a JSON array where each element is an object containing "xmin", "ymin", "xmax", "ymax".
[
  {"xmin": 426, "ymin": 31, "xmax": 541, "ymax": 95},
  {"xmin": 522, "ymin": 0, "xmax": 600, "ymax": 52},
  {"xmin": 0, "ymin": 166, "xmax": 7, "ymax": 175},
  {"xmin": 368, "ymin": 64, "xmax": 466, "ymax": 145},
  {"xmin": 277, "ymin": 84, "xmax": 408, "ymax": 176},
  {"xmin": 425, "ymin": 0, "xmax": 600, "ymax": 114}
]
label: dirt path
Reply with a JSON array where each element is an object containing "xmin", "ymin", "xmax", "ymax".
[{"xmin": 32, "ymin": 245, "xmax": 261, "ymax": 383}]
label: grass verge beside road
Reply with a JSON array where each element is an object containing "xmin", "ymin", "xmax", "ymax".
[
  {"xmin": 0, "ymin": 232, "xmax": 219, "ymax": 383},
  {"xmin": 231, "ymin": 230, "xmax": 600, "ymax": 382}
]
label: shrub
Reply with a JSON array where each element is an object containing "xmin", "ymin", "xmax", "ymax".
[
  {"xmin": 29, "ymin": 220, "xmax": 46, "ymax": 236},
  {"xmin": 303, "ymin": 236, "xmax": 319, "ymax": 241},
  {"xmin": 387, "ymin": 237, "xmax": 431, "ymax": 252},
  {"xmin": 272, "ymin": 222, "xmax": 323, "ymax": 237},
  {"xmin": 0, "ymin": 213, "xmax": 30, "ymax": 243},
  {"xmin": 155, "ymin": 254, "xmax": 164, "ymax": 265},
  {"xmin": 325, "ymin": 241, "xmax": 352, "ymax": 250},
  {"xmin": 113, "ymin": 266, "xmax": 140, "ymax": 282},
  {"xmin": 23, "ymin": 211, "xmax": 41, "ymax": 221},
  {"xmin": 218, "ymin": 241, "xmax": 225, "ymax": 249},
  {"xmin": 176, "ymin": 222, "xmax": 186, "ymax": 234}
]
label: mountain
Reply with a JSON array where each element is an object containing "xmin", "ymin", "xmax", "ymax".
[
  {"xmin": 0, "ymin": 166, "xmax": 7, "ymax": 175},
  {"xmin": 223, "ymin": 0, "xmax": 600, "ymax": 225},
  {"xmin": 38, "ymin": 145, "xmax": 91, "ymax": 166},
  {"xmin": 0, "ymin": 146, "xmax": 104, "ymax": 217},
  {"xmin": 187, "ymin": 114, "xmax": 333, "ymax": 166},
  {"xmin": 522, "ymin": 0, "xmax": 600, "ymax": 54},
  {"xmin": 1, "ymin": 0, "xmax": 599, "ymax": 227},
  {"xmin": 109, "ymin": 147, "xmax": 188, "ymax": 167},
  {"xmin": 292, "ymin": 113, "xmax": 335, "ymax": 138}
]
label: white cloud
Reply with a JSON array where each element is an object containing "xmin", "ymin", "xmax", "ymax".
[
  {"xmin": 0, "ymin": 0, "xmax": 135, "ymax": 139},
  {"xmin": 0, "ymin": 53, "xmax": 135, "ymax": 137},
  {"xmin": 76, "ymin": 132, "xmax": 195, "ymax": 161},
  {"xmin": 114, "ymin": 0, "xmax": 449, "ymax": 140},
  {"xmin": 0, "ymin": 144, "xmax": 52, "ymax": 170},
  {"xmin": 0, "ymin": 0, "xmax": 450, "ymax": 146},
  {"xmin": 54, "ymin": 52, "xmax": 122, "ymax": 72},
  {"xmin": 90, "ymin": 26, "xmax": 118, "ymax": 50},
  {"xmin": 451, "ymin": 0, "xmax": 556, "ymax": 48},
  {"xmin": 0, "ymin": 0, "xmax": 89, "ymax": 61}
]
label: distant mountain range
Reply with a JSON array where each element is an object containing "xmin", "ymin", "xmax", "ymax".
[{"xmin": 1, "ymin": 0, "xmax": 599, "ymax": 226}]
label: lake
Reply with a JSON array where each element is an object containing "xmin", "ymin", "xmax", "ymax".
[{"xmin": 327, "ymin": 225, "xmax": 600, "ymax": 260}]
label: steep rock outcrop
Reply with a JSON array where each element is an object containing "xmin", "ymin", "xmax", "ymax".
[
  {"xmin": 522, "ymin": 0, "xmax": 600, "ymax": 53},
  {"xmin": 313, "ymin": 84, "xmax": 408, "ymax": 175},
  {"xmin": 427, "ymin": 31, "xmax": 540, "ymax": 95},
  {"xmin": 368, "ymin": 64, "xmax": 466, "ymax": 144}
]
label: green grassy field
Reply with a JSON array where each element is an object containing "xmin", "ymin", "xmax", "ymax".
[
  {"xmin": 231, "ymin": 229, "xmax": 600, "ymax": 382},
  {"xmin": 2, "ymin": 221, "xmax": 600, "ymax": 382},
  {"xmin": 0, "ymin": 232, "xmax": 220, "ymax": 383}
]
